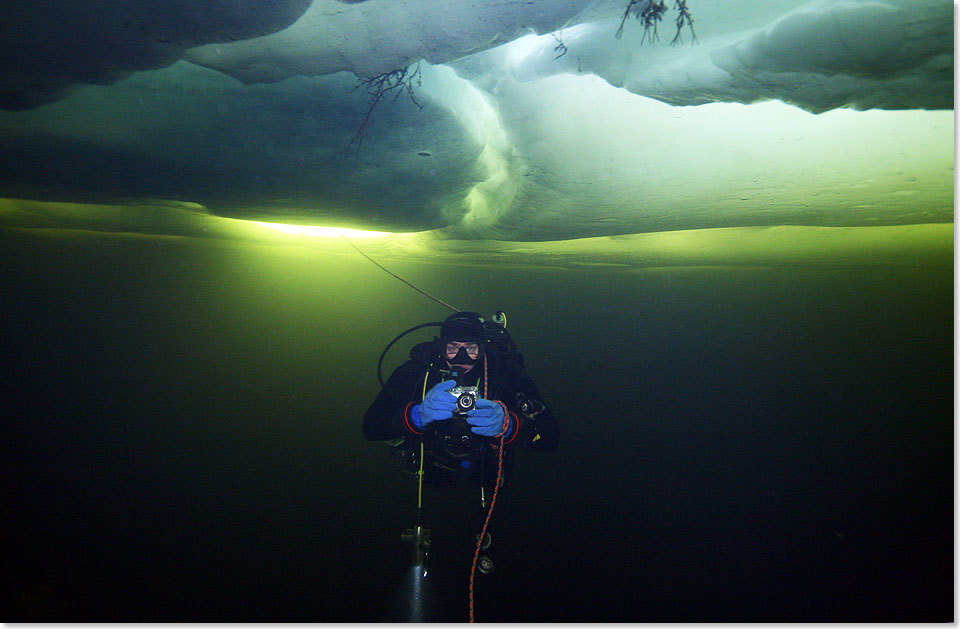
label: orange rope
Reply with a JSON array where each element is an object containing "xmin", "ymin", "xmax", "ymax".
[{"xmin": 468, "ymin": 392, "xmax": 510, "ymax": 623}]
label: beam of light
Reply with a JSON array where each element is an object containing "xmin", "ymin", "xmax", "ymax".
[
  {"xmin": 252, "ymin": 222, "xmax": 394, "ymax": 238},
  {"xmin": 390, "ymin": 564, "xmax": 439, "ymax": 622}
]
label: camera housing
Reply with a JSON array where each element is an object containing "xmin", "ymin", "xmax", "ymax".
[{"xmin": 448, "ymin": 385, "xmax": 479, "ymax": 415}]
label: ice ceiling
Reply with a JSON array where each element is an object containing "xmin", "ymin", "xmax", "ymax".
[{"xmin": 0, "ymin": 0, "xmax": 953, "ymax": 241}]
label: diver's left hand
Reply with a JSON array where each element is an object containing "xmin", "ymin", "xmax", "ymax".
[{"xmin": 466, "ymin": 398, "xmax": 506, "ymax": 437}]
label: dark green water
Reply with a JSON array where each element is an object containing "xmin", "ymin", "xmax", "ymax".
[{"xmin": 1, "ymin": 226, "xmax": 952, "ymax": 621}]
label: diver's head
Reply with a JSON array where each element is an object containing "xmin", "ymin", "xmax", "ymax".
[{"xmin": 440, "ymin": 311, "xmax": 485, "ymax": 373}]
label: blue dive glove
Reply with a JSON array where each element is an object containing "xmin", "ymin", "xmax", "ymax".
[
  {"xmin": 466, "ymin": 398, "xmax": 507, "ymax": 437},
  {"xmin": 411, "ymin": 380, "xmax": 458, "ymax": 428}
]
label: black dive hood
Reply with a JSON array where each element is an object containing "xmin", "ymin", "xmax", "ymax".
[{"xmin": 376, "ymin": 311, "xmax": 514, "ymax": 388}]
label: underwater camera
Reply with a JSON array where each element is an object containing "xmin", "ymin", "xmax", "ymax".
[
  {"xmin": 449, "ymin": 385, "xmax": 479, "ymax": 415},
  {"xmin": 432, "ymin": 385, "xmax": 481, "ymax": 459}
]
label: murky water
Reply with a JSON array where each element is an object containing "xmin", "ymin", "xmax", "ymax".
[{"xmin": 2, "ymin": 224, "xmax": 952, "ymax": 621}]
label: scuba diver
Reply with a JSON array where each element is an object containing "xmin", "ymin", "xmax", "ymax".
[
  {"xmin": 363, "ymin": 310, "xmax": 558, "ymax": 622},
  {"xmin": 363, "ymin": 310, "xmax": 558, "ymax": 486}
]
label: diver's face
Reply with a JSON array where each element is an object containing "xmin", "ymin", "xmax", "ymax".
[{"xmin": 444, "ymin": 341, "xmax": 480, "ymax": 373}]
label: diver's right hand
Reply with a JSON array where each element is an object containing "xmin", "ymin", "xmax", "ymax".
[{"xmin": 412, "ymin": 380, "xmax": 458, "ymax": 428}]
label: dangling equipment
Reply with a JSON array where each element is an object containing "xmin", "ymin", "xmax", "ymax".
[
  {"xmin": 400, "ymin": 371, "xmax": 435, "ymax": 572},
  {"xmin": 400, "ymin": 441, "xmax": 431, "ymax": 573}
]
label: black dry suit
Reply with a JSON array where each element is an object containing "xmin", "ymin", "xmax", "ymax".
[{"xmin": 363, "ymin": 325, "xmax": 558, "ymax": 488}]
